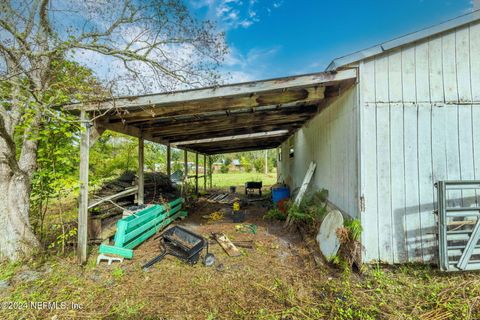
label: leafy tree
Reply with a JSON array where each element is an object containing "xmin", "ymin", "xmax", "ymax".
[
  {"xmin": 240, "ymin": 156, "xmax": 252, "ymax": 173},
  {"xmin": 0, "ymin": 0, "xmax": 225, "ymax": 260},
  {"xmin": 253, "ymin": 157, "xmax": 264, "ymax": 173}
]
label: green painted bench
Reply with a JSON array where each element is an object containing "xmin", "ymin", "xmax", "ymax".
[{"xmin": 99, "ymin": 198, "xmax": 187, "ymax": 258}]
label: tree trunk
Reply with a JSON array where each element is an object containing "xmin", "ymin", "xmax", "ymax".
[{"xmin": 0, "ymin": 159, "xmax": 40, "ymax": 261}]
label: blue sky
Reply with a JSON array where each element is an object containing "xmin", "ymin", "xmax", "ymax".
[{"xmin": 188, "ymin": 0, "xmax": 474, "ymax": 82}]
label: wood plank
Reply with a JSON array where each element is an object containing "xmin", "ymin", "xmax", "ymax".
[
  {"xmin": 167, "ymin": 145, "xmax": 171, "ymax": 178},
  {"xmin": 77, "ymin": 110, "xmax": 90, "ymax": 264},
  {"xmin": 214, "ymin": 233, "xmax": 241, "ymax": 257},
  {"xmin": 195, "ymin": 152, "xmax": 199, "ymax": 194},
  {"xmin": 442, "ymin": 32, "xmax": 458, "ymax": 102},
  {"xmin": 428, "ymin": 36, "xmax": 445, "ymax": 103},
  {"xmin": 458, "ymin": 105, "xmax": 476, "ymax": 207},
  {"xmin": 110, "ymin": 101, "xmax": 314, "ymax": 125},
  {"xmin": 445, "ymin": 104, "xmax": 462, "ymax": 207},
  {"xmin": 362, "ymin": 59, "xmax": 376, "ymax": 103},
  {"xmin": 171, "ymin": 130, "xmax": 289, "ymax": 146},
  {"xmin": 390, "ymin": 103, "xmax": 407, "ymax": 263},
  {"xmin": 141, "ymin": 107, "xmax": 317, "ymax": 133},
  {"xmin": 402, "ymin": 45, "xmax": 417, "ymax": 104},
  {"xmin": 209, "ymin": 156, "xmax": 213, "ymax": 188},
  {"xmin": 473, "ymin": 105, "xmax": 480, "ymax": 204},
  {"xmin": 415, "ymin": 41, "xmax": 430, "ymax": 103},
  {"xmin": 470, "ymin": 22, "xmax": 480, "ymax": 102},
  {"xmin": 374, "ymin": 55, "xmax": 389, "ymax": 102},
  {"xmin": 376, "ymin": 103, "xmax": 393, "ymax": 262},
  {"xmin": 123, "ymin": 210, "xmax": 187, "ymax": 250},
  {"xmin": 203, "ymin": 154, "xmax": 207, "ymax": 190},
  {"xmin": 66, "ymin": 70, "xmax": 356, "ymax": 111},
  {"xmin": 101, "ymin": 121, "xmax": 168, "ymax": 145},
  {"xmin": 388, "ymin": 49, "xmax": 403, "ymax": 103},
  {"xmin": 295, "ymin": 162, "xmax": 317, "ymax": 206},
  {"xmin": 456, "ymin": 27, "xmax": 472, "ymax": 103},
  {"xmin": 432, "ymin": 104, "xmax": 448, "ymax": 208},
  {"xmin": 417, "ymin": 103, "xmax": 435, "ymax": 262},
  {"xmin": 159, "ymin": 124, "xmax": 303, "ymax": 143},
  {"xmin": 98, "ymin": 244, "xmax": 133, "ymax": 259},
  {"xmin": 196, "ymin": 141, "xmax": 283, "ymax": 154},
  {"xmin": 138, "ymin": 137, "xmax": 144, "ymax": 205},
  {"xmin": 360, "ymin": 59, "xmax": 379, "ymax": 262},
  {"xmin": 106, "ymin": 88, "xmax": 324, "ymax": 120},
  {"xmin": 88, "ymin": 186, "xmax": 139, "ymax": 209},
  {"xmin": 182, "ymin": 136, "xmax": 286, "ymax": 150},
  {"xmin": 404, "ymin": 103, "xmax": 422, "ymax": 262}
]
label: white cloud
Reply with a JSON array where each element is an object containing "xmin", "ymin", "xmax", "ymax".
[
  {"xmin": 190, "ymin": 0, "xmax": 281, "ymax": 30},
  {"xmin": 220, "ymin": 45, "xmax": 282, "ymax": 83}
]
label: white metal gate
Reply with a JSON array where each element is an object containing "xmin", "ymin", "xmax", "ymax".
[{"xmin": 436, "ymin": 181, "xmax": 480, "ymax": 271}]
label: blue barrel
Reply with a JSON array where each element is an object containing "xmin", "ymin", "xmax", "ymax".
[{"xmin": 272, "ymin": 186, "xmax": 290, "ymax": 204}]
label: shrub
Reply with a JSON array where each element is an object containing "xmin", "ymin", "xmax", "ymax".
[
  {"xmin": 264, "ymin": 208, "xmax": 287, "ymax": 221},
  {"xmin": 220, "ymin": 164, "xmax": 229, "ymax": 173}
]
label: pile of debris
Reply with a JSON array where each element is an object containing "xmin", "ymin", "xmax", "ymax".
[
  {"xmin": 91, "ymin": 171, "xmax": 178, "ymax": 212},
  {"xmin": 88, "ymin": 171, "xmax": 180, "ymax": 242}
]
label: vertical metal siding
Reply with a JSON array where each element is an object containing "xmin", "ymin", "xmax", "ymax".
[
  {"xmin": 359, "ymin": 21, "xmax": 480, "ymax": 263},
  {"xmin": 278, "ymin": 87, "xmax": 359, "ymax": 218}
]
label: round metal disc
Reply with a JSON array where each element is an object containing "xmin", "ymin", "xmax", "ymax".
[
  {"xmin": 316, "ymin": 210, "xmax": 344, "ymax": 260},
  {"xmin": 203, "ymin": 253, "xmax": 215, "ymax": 267}
]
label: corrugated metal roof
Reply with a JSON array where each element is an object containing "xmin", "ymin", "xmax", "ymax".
[{"xmin": 326, "ymin": 10, "xmax": 480, "ymax": 71}]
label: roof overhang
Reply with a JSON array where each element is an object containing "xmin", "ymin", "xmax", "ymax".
[{"xmin": 66, "ymin": 69, "xmax": 357, "ymax": 154}]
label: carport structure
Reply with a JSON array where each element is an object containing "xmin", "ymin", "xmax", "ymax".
[{"xmin": 66, "ymin": 69, "xmax": 357, "ymax": 263}]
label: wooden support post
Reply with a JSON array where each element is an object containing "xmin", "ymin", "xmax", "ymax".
[
  {"xmin": 167, "ymin": 145, "xmax": 171, "ymax": 178},
  {"xmin": 209, "ymin": 156, "xmax": 213, "ymax": 188},
  {"xmin": 138, "ymin": 136, "xmax": 144, "ymax": 205},
  {"xmin": 264, "ymin": 149, "xmax": 268, "ymax": 174},
  {"xmin": 78, "ymin": 110, "xmax": 90, "ymax": 264},
  {"xmin": 195, "ymin": 152, "xmax": 199, "ymax": 194},
  {"xmin": 184, "ymin": 149, "xmax": 188, "ymax": 179},
  {"xmin": 203, "ymin": 154, "xmax": 207, "ymax": 191}
]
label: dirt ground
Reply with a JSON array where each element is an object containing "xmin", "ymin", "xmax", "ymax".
[
  {"xmin": 0, "ymin": 194, "xmax": 328, "ymax": 319},
  {"xmin": 1, "ymin": 193, "xmax": 480, "ymax": 319}
]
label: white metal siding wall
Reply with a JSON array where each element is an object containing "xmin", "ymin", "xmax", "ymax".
[
  {"xmin": 359, "ymin": 21, "xmax": 480, "ymax": 263},
  {"xmin": 278, "ymin": 87, "xmax": 359, "ymax": 217}
]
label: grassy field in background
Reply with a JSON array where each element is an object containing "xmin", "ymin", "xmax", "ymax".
[{"xmin": 211, "ymin": 171, "xmax": 277, "ymax": 188}]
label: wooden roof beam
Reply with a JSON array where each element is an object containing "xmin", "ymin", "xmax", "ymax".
[
  {"xmin": 102, "ymin": 87, "xmax": 324, "ymax": 121},
  {"xmin": 127, "ymin": 104, "xmax": 317, "ymax": 128},
  {"xmin": 193, "ymin": 142, "xmax": 283, "ymax": 154},
  {"xmin": 141, "ymin": 110, "xmax": 315, "ymax": 134},
  {"xmin": 148, "ymin": 118, "xmax": 309, "ymax": 139},
  {"xmin": 171, "ymin": 130, "xmax": 289, "ymax": 146},
  {"xmin": 66, "ymin": 69, "xmax": 356, "ymax": 112},
  {"xmin": 105, "ymin": 101, "xmax": 307, "ymax": 125},
  {"xmin": 100, "ymin": 121, "xmax": 169, "ymax": 145},
  {"xmin": 163, "ymin": 124, "xmax": 303, "ymax": 142}
]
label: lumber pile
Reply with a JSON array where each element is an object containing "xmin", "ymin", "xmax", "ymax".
[
  {"xmin": 88, "ymin": 171, "xmax": 180, "ymax": 242},
  {"xmin": 204, "ymin": 192, "xmax": 238, "ymax": 204}
]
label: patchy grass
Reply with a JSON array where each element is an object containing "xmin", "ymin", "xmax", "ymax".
[
  {"xmin": 211, "ymin": 171, "xmax": 277, "ymax": 188},
  {"xmin": 2, "ymin": 199, "xmax": 480, "ymax": 319},
  {"xmin": 2, "ymin": 256, "xmax": 479, "ymax": 319}
]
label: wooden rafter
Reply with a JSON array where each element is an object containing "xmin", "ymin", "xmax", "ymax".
[
  {"xmin": 81, "ymin": 69, "xmax": 357, "ymax": 155},
  {"xmin": 66, "ymin": 69, "xmax": 356, "ymax": 112},
  {"xmin": 171, "ymin": 130, "xmax": 289, "ymax": 146}
]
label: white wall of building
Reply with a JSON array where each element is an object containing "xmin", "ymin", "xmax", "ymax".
[
  {"xmin": 278, "ymin": 86, "xmax": 359, "ymax": 218},
  {"xmin": 359, "ymin": 21, "xmax": 480, "ymax": 264}
]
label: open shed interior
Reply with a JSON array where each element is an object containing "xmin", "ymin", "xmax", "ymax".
[{"xmin": 67, "ymin": 69, "xmax": 356, "ymax": 155}]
